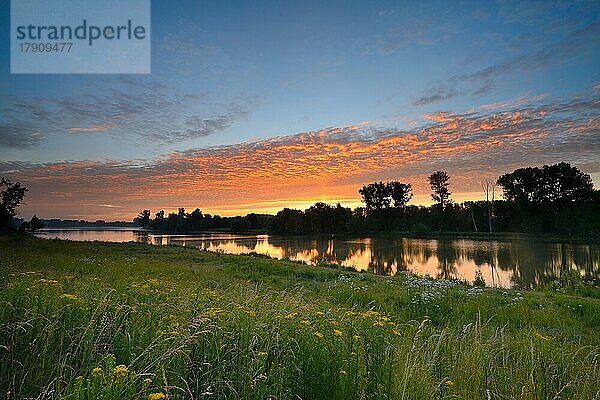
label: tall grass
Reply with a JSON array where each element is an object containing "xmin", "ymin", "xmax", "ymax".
[{"xmin": 0, "ymin": 235, "xmax": 599, "ymax": 399}]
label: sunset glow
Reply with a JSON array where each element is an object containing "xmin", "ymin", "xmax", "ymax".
[{"xmin": 1, "ymin": 1, "xmax": 599, "ymax": 220}]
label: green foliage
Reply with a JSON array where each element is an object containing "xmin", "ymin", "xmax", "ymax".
[{"xmin": 1, "ymin": 236, "xmax": 599, "ymax": 399}]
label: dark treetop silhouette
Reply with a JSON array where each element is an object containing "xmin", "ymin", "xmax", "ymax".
[{"xmin": 133, "ymin": 163, "xmax": 599, "ymax": 238}]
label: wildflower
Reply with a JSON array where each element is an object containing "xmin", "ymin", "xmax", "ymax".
[
  {"xmin": 353, "ymin": 335, "xmax": 360, "ymax": 340},
  {"xmin": 316, "ymin": 311, "xmax": 325, "ymax": 316},
  {"xmin": 339, "ymin": 370, "xmax": 348, "ymax": 375},
  {"xmin": 314, "ymin": 331, "xmax": 324, "ymax": 338},
  {"xmin": 244, "ymin": 309, "xmax": 257, "ymax": 317},
  {"xmin": 283, "ymin": 312, "xmax": 297, "ymax": 319},
  {"xmin": 300, "ymin": 319, "xmax": 310, "ymax": 325},
  {"xmin": 149, "ymin": 393, "xmax": 167, "ymax": 400},
  {"xmin": 361, "ymin": 310, "xmax": 379, "ymax": 319},
  {"xmin": 333, "ymin": 329, "xmax": 343, "ymax": 337},
  {"xmin": 144, "ymin": 378, "xmax": 153, "ymax": 384},
  {"xmin": 330, "ymin": 320, "xmax": 339, "ymax": 326},
  {"xmin": 92, "ymin": 367, "xmax": 103, "ymax": 375},
  {"xmin": 113, "ymin": 364, "xmax": 129, "ymax": 378},
  {"xmin": 444, "ymin": 379, "xmax": 454, "ymax": 386},
  {"xmin": 391, "ymin": 330, "xmax": 401, "ymax": 336},
  {"xmin": 257, "ymin": 351, "xmax": 268, "ymax": 357},
  {"xmin": 60, "ymin": 294, "xmax": 78, "ymax": 300}
]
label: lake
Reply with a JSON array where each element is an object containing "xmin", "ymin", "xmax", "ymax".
[{"xmin": 36, "ymin": 229, "xmax": 600, "ymax": 289}]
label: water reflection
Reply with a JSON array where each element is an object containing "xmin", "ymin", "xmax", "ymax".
[{"xmin": 38, "ymin": 229, "xmax": 600, "ymax": 289}]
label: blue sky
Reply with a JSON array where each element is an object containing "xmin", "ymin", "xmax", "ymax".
[{"xmin": 1, "ymin": 0, "xmax": 599, "ymax": 219}]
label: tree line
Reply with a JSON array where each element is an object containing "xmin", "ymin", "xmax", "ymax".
[
  {"xmin": 134, "ymin": 162, "xmax": 599, "ymax": 237},
  {"xmin": 2, "ymin": 161, "xmax": 597, "ymax": 237}
]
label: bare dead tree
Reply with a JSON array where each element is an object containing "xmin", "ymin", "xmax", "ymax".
[{"xmin": 481, "ymin": 179, "xmax": 496, "ymax": 234}]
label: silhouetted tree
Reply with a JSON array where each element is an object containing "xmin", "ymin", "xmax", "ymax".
[
  {"xmin": 0, "ymin": 178, "xmax": 28, "ymax": 230},
  {"xmin": 428, "ymin": 171, "xmax": 451, "ymax": 210},
  {"xmin": 20, "ymin": 214, "xmax": 44, "ymax": 232},
  {"xmin": 497, "ymin": 163, "xmax": 593, "ymax": 205},
  {"xmin": 134, "ymin": 209, "xmax": 151, "ymax": 228},
  {"xmin": 498, "ymin": 163, "xmax": 597, "ymax": 234},
  {"xmin": 387, "ymin": 181, "xmax": 413, "ymax": 208},
  {"xmin": 272, "ymin": 208, "xmax": 305, "ymax": 235},
  {"xmin": 359, "ymin": 181, "xmax": 390, "ymax": 211}
]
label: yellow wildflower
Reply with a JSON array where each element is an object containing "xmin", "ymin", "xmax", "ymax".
[
  {"xmin": 391, "ymin": 330, "xmax": 401, "ymax": 336},
  {"xmin": 353, "ymin": 335, "xmax": 360, "ymax": 340},
  {"xmin": 60, "ymin": 294, "xmax": 78, "ymax": 300},
  {"xmin": 283, "ymin": 312, "xmax": 297, "ymax": 319},
  {"xmin": 361, "ymin": 310, "xmax": 379, "ymax": 319},
  {"xmin": 333, "ymin": 329, "xmax": 343, "ymax": 337},
  {"xmin": 314, "ymin": 331, "xmax": 324, "ymax": 338},
  {"xmin": 244, "ymin": 309, "xmax": 257, "ymax": 317},
  {"xmin": 257, "ymin": 351, "xmax": 268, "ymax": 357},
  {"xmin": 316, "ymin": 311, "xmax": 325, "ymax": 316},
  {"xmin": 444, "ymin": 379, "xmax": 454, "ymax": 386},
  {"xmin": 300, "ymin": 319, "xmax": 310, "ymax": 325},
  {"xmin": 143, "ymin": 378, "xmax": 153, "ymax": 384},
  {"xmin": 91, "ymin": 367, "xmax": 103, "ymax": 375},
  {"xmin": 148, "ymin": 393, "xmax": 167, "ymax": 400},
  {"xmin": 339, "ymin": 370, "xmax": 348, "ymax": 375},
  {"xmin": 113, "ymin": 364, "xmax": 129, "ymax": 378}
]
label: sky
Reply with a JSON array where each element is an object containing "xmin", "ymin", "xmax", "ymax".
[{"xmin": 1, "ymin": 0, "xmax": 599, "ymax": 220}]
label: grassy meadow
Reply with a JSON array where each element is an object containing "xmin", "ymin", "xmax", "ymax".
[{"xmin": 1, "ymin": 234, "xmax": 599, "ymax": 399}]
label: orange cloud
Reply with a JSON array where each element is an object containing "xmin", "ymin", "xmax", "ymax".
[{"xmin": 7, "ymin": 98, "xmax": 600, "ymax": 220}]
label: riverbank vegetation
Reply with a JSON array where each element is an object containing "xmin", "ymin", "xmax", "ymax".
[
  {"xmin": 1, "ymin": 235, "xmax": 599, "ymax": 399},
  {"xmin": 134, "ymin": 162, "xmax": 599, "ymax": 239}
]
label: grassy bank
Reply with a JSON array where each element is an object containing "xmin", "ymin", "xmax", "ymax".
[{"xmin": 1, "ymin": 235, "xmax": 599, "ymax": 399}]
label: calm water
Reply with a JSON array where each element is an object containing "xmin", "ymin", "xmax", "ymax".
[{"xmin": 37, "ymin": 229, "xmax": 600, "ymax": 288}]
